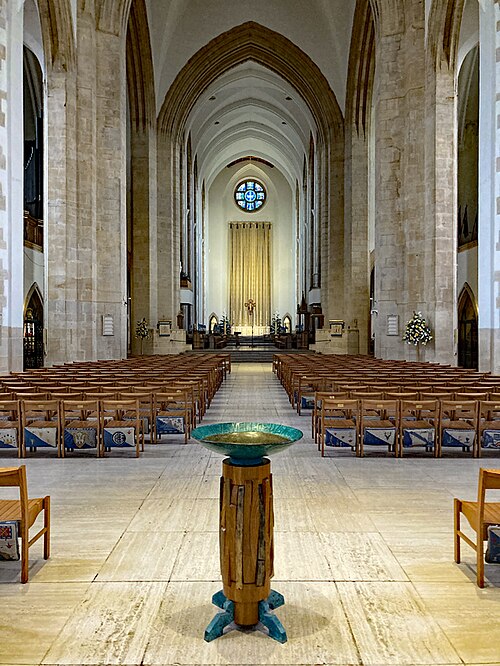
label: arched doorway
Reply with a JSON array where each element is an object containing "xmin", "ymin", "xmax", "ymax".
[
  {"xmin": 24, "ymin": 286, "xmax": 44, "ymax": 369},
  {"xmin": 458, "ymin": 284, "xmax": 478, "ymax": 369}
]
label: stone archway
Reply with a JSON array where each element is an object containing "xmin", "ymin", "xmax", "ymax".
[
  {"xmin": 457, "ymin": 283, "xmax": 478, "ymax": 369},
  {"xmin": 156, "ymin": 21, "xmax": 345, "ymax": 327},
  {"xmin": 23, "ymin": 283, "xmax": 44, "ymax": 369}
]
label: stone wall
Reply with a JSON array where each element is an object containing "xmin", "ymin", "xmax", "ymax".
[
  {"xmin": 0, "ymin": 1, "xmax": 24, "ymax": 372},
  {"xmin": 478, "ymin": 0, "xmax": 500, "ymax": 373}
]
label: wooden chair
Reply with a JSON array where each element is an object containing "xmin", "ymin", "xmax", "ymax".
[
  {"xmin": 0, "ymin": 465, "xmax": 50, "ymax": 583},
  {"xmin": 61, "ymin": 399, "xmax": 101, "ymax": 456},
  {"xmin": 21, "ymin": 399, "xmax": 62, "ymax": 457},
  {"xmin": 359, "ymin": 399, "xmax": 400, "ymax": 457},
  {"xmin": 454, "ymin": 468, "xmax": 500, "ymax": 587},
  {"xmin": 477, "ymin": 400, "xmax": 500, "ymax": 455},
  {"xmin": 154, "ymin": 391, "xmax": 191, "ymax": 444},
  {"xmin": 119, "ymin": 392, "xmax": 152, "ymax": 448},
  {"xmin": 438, "ymin": 399, "xmax": 478, "ymax": 456},
  {"xmin": 312, "ymin": 392, "xmax": 348, "ymax": 443},
  {"xmin": 399, "ymin": 399, "xmax": 439, "ymax": 457},
  {"xmin": 100, "ymin": 399, "xmax": 142, "ymax": 457},
  {"xmin": 319, "ymin": 398, "xmax": 358, "ymax": 457},
  {"xmin": 296, "ymin": 376, "xmax": 324, "ymax": 415},
  {"xmin": 0, "ymin": 400, "xmax": 22, "ymax": 457}
]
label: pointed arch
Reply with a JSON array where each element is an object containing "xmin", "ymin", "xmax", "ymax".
[
  {"xmin": 23, "ymin": 284, "xmax": 44, "ymax": 370},
  {"xmin": 96, "ymin": 0, "xmax": 132, "ymax": 36},
  {"xmin": 24, "ymin": 283, "xmax": 44, "ymax": 320},
  {"xmin": 126, "ymin": 0, "xmax": 155, "ymax": 131},
  {"xmin": 368, "ymin": 0, "xmax": 403, "ymax": 38},
  {"xmin": 427, "ymin": 0, "xmax": 466, "ymax": 68},
  {"xmin": 37, "ymin": 0, "xmax": 75, "ymax": 71},
  {"xmin": 158, "ymin": 21, "xmax": 343, "ymax": 144},
  {"xmin": 346, "ymin": 0, "xmax": 375, "ymax": 137},
  {"xmin": 457, "ymin": 282, "xmax": 478, "ymax": 369}
]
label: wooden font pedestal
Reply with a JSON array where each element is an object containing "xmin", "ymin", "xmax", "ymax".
[
  {"xmin": 204, "ymin": 457, "xmax": 287, "ymax": 642},
  {"xmin": 220, "ymin": 458, "xmax": 273, "ymax": 625}
]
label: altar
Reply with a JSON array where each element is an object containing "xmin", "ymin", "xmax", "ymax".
[{"xmin": 232, "ymin": 326, "xmax": 269, "ymax": 337}]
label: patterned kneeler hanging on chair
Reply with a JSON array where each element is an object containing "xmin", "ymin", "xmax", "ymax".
[{"xmin": 0, "ymin": 521, "xmax": 20, "ymax": 560}]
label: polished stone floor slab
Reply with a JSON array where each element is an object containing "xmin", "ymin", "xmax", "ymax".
[{"xmin": 0, "ymin": 363, "xmax": 499, "ymax": 665}]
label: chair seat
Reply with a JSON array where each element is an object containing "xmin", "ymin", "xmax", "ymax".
[
  {"xmin": 65, "ymin": 419, "xmax": 99, "ymax": 429},
  {"xmin": 460, "ymin": 501, "xmax": 500, "ymax": 539},
  {"xmin": 26, "ymin": 420, "xmax": 58, "ymax": 429},
  {"xmin": 325, "ymin": 418, "xmax": 355, "ymax": 429},
  {"xmin": 105, "ymin": 419, "xmax": 137, "ymax": 429},
  {"xmin": 0, "ymin": 497, "xmax": 45, "ymax": 528},
  {"xmin": 442, "ymin": 420, "xmax": 474, "ymax": 429},
  {"xmin": 401, "ymin": 419, "xmax": 433, "ymax": 430},
  {"xmin": 0, "ymin": 420, "xmax": 19, "ymax": 429},
  {"xmin": 481, "ymin": 420, "xmax": 500, "ymax": 430},
  {"xmin": 363, "ymin": 419, "xmax": 394, "ymax": 430}
]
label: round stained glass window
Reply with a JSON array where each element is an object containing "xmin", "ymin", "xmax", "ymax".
[{"xmin": 234, "ymin": 180, "xmax": 267, "ymax": 212}]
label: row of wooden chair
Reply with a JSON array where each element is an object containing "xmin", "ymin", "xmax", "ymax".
[
  {"xmin": 274, "ymin": 354, "xmax": 500, "ymax": 409},
  {"xmin": 314, "ymin": 397, "xmax": 500, "ymax": 458},
  {"xmin": 0, "ymin": 391, "xmax": 198, "ymax": 458}
]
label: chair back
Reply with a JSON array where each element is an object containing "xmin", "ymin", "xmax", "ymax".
[
  {"xmin": 0, "ymin": 465, "xmax": 28, "ymax": 528},
  {"xmin": 440, "ymin": 399, "xmax": 478, "ymax": 421},
  {"xmin": 0, "ymin": 399, "xmax": 20, "ymax": 416},
  {"xmin": 478, "ymin": 469, "xmax": 500, "ymax": 514},
  {"xmin": 400, "ymin": 399, "xmax": 439, "ymax": 421},
  {"xmin": 479, "ymin": 468, "xmax": 500, "ymax": 493},
  {"xmin": 322, "ymin": 398, "xmax": 358, "ymax": 419},
  {"xmin": 61, "ymin": 399, "xmax": 100, "ymax": 422}
]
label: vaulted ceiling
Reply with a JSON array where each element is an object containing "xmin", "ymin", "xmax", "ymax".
[{"xmin": 145, "ymin": 1, "xmax": 354, "ymax": 187}]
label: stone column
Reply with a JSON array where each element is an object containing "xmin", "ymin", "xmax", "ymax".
[
  {"xmin": 156, "ymin": 130, "xmax": 181, "ymax": 326},
  {"xmin": 0, "ymin": 0, "xmax": 24, "ymax": 371},
  {"xmin": 44, "ymin": 66, "xmax": 78, "ymax": 365},
  {"xmin": 321, "ymin": 130, "xmax": 345, "ymax": 325},
  {"xmin": 373, "ymin": 0, "xmax": 427, "ymax": 361},
  {"xmin": 344, "ymin": 128, "xmax": 370, "ymax": 355},
  {"xmin": 130, "ymin": 128, "xmax": 157, "ymax": 355},
  {"xmin": 94, "ymin": 27, "xmax": 128, "ymax": 360},
  {"xmin": 478, "ymin": 0, "xmax": 500, "ymax": 373},
  {"xmin": 373, "ymin": 18, "xmax": 406, "ymax": 360},
  {"xmin": 423, "ymin": 31, "xmax": 459, "ymax": 366}
]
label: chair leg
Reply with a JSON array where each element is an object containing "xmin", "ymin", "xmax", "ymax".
[
  {"xmin": 21, "ymin": 535, "xmax": 29, "ymax": 584},
  {"xmin": 43, "ymin": 496, "xmax": 51, "ymax": 560},
  {"xmin": 453, "ymin": 498, "xmax": 461, "ymax": 563},
  {"xmin": 477, "ymin": 537, "xmax": 485, "ymax": 588}
]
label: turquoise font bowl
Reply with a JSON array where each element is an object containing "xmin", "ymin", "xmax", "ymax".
[{"xmin": 191, "ymin": 422, "xmax": 303, "ymax": 466}]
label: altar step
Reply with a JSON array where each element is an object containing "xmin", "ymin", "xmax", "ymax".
[{"xmin": 188, "ymin": 347, "xmax": 314, "ymax": 363}]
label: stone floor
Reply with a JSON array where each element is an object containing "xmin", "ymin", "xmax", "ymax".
[{"xmin": 1, "ymin": 362, "xmax": 500, "ymax": 665}]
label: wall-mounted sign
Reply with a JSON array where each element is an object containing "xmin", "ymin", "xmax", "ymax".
[
  {"xmin": 158, "ymin": 320, "xmax": 171, "ymax": 337},
  {"xmin": 102, "ymin": 314, "xmax": 114, "ymax": 336},
  {"xmin": 387, "ymin": 314, "xmax": 399, "ymax": 336}
]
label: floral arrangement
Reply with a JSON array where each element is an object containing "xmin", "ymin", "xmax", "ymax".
[
  {"xmin": 270, "ymin": 313, "xmax": 284, "ymax": 336},
  {"xmin": 403, "ymin": 311, "xmax": 432, "ymax": 346},
  {"xmin": 135, "ymin": 318, "xmax": 150, "ymax": 340},
  {"xmin": 220, "ymin": 314, "xmax": 231, "ymax": 335}
]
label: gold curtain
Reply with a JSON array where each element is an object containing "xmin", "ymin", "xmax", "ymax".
[{"xmin": 229, "ymin": 222, "xmax": 271, "ymax": 327}]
